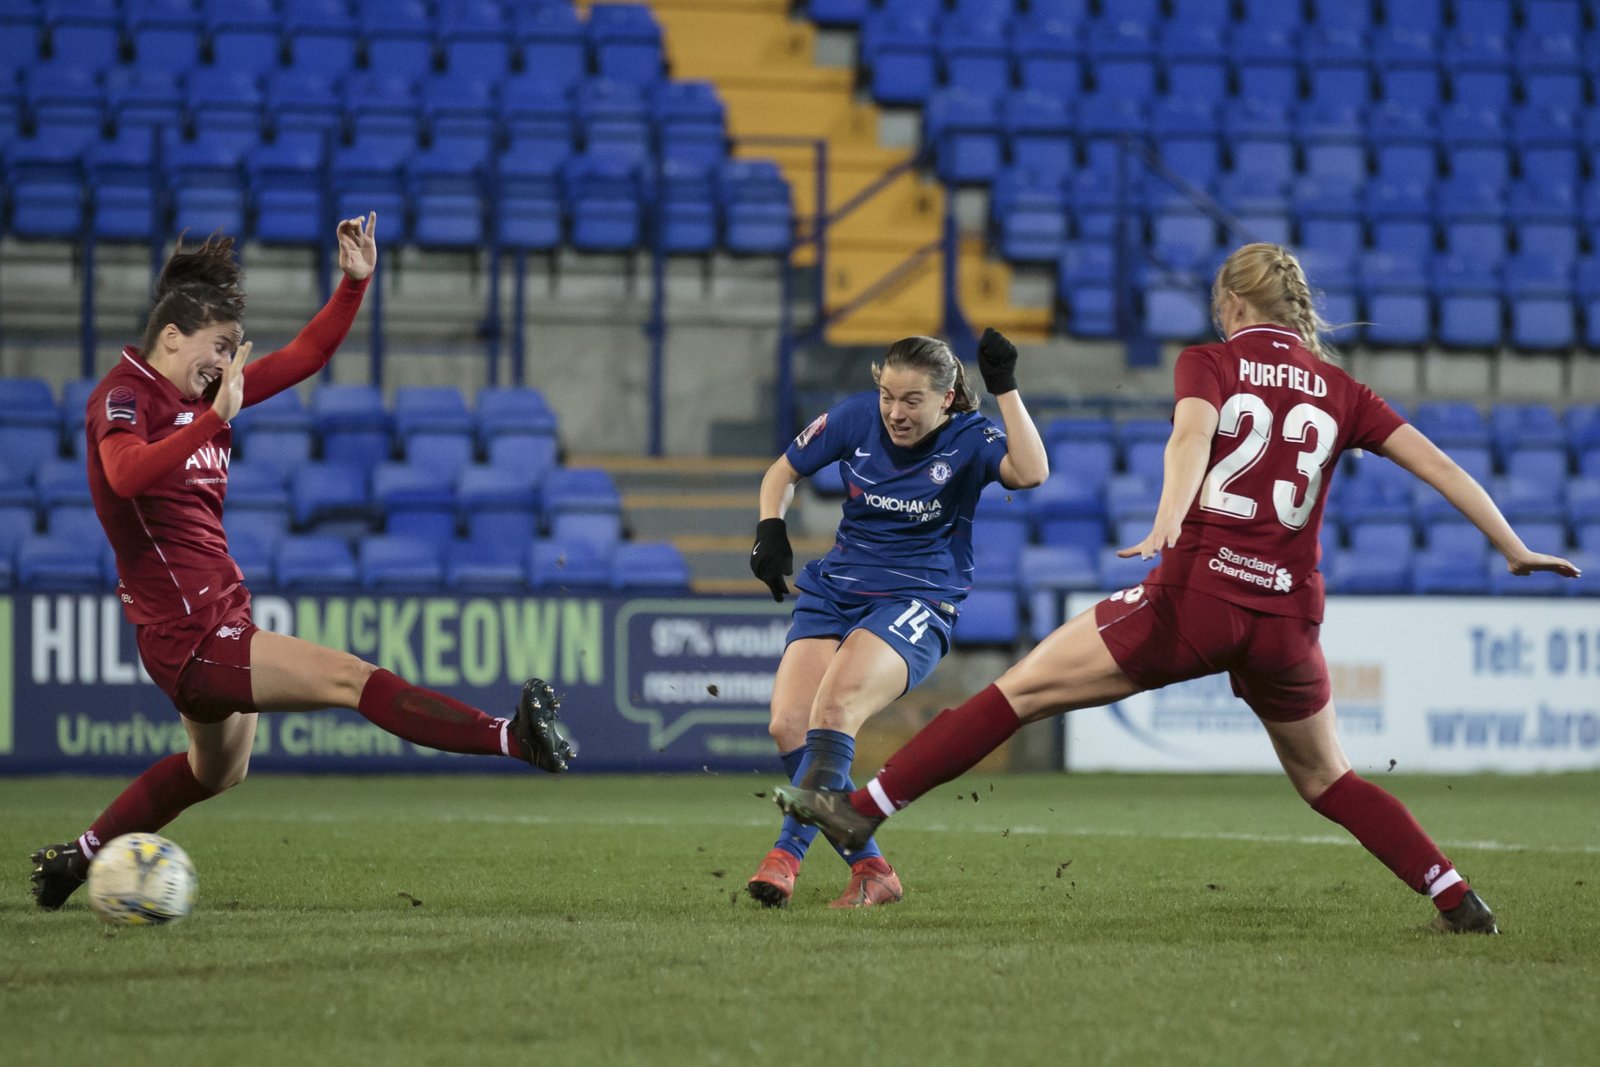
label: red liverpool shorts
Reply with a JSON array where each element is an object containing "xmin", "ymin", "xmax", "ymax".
[
  {"xmin": 1093, "ymin": 582, "xmax": 1330, "ymax": 722},
  {"xmin": 135, "ymin": 583, "xmax": 259, "ymax": 724}
]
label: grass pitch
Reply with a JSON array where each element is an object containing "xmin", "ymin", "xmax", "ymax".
[{"xmin": 3, "ymin": 771, "xmax": 1597, "ymax": 1066}]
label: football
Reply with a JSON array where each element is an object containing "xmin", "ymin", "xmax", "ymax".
[{"xmin": 86, "ymin": 833, "xmax": 198, "ymax": 927}]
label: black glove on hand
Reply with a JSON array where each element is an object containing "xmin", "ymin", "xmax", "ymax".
[
  {"xmin": 750, "ymin": 517, "xmax": 793, "ymax": 602},
  {"xmin": 977, "ymin": 326, "xmax": 1019, "ymax": 396}
]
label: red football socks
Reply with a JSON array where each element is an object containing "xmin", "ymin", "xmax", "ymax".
[
  {"xmin": 356, "ymin": 669, "xmax": 528, "ymax": 760},
  {"xmin": 77, "ymin": 752, "xmax": 218, "ymax": 860},
  {"xmin": 1312, "ymin": 770, "xmax": 1469, "ymax": 911},
  {"xmin": 851, "ymin": 684, "xmax": 1023, "ymax": 818}
]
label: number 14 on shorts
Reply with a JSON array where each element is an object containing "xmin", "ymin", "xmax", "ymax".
[{"xmin": 890, "ymin": 603, "xmax": 935, "ymax": 644}]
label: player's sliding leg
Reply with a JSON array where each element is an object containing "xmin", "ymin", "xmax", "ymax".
[
  {"xmin": 778, "ymin": 608, "xmax": 1137, "ymax": 852},
  {"xmin": 1263, "ymin": 708, "xmax": 1498, "ymax": 934},
  {"xmin": 749, "ymin": 638, "xmax": 835, "ymax": 907},
  {"xmin": 249, "ymin": 631, "xmax": 575, "ymax": 771},
  {"xmin": 30, "ymin": 711, "xmax": 254, "ymax": 909}
]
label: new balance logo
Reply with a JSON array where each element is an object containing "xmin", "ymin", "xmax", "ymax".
[{"xmin": 174, "ymin": 411, "xmax": 195, "ymax": 425}]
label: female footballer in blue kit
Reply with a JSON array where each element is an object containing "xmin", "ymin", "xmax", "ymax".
[{"xmin": 744, "ymin": 329, "xmax": 1048, "ymax": 907}]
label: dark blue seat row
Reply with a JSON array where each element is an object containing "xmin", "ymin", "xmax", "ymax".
[{"xmin": 2, "ymin": 1, "xmax": 663, "ymax": 89}]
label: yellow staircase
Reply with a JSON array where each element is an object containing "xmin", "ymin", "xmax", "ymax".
[{"xmin": 595, "ymin": 0, "xmax": 1052, "ymax": 345}]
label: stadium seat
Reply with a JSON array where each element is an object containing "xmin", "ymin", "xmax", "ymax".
[
  {"xmin": 513, "ymin": 4, "xmax": 587, "ymax": 93},
  {"xmin": 1096, "ymin": 547, "xmax": 1154, "ymax": 592},
  {"xmin": 16, "ymin": 532, "xmax": 107, "ymax": 591},
  {"xmin": 237, "ymin": 429, "xmax": 313, "ymax": 480},
  {"xmin": 952, "ymin": 587, "xmax": 1020, "ymax": 646},
  {"xmin": 1016, "ymin": 544, "xmax": 1096, "ymax": 640},
  {"xmin": 719, "ymin": 159, "xmax": 794, "ymax": 255},
  {"xmin": 926, "ymin": 88, "xmax": 1002, "ymax": 185},
  {"xmin": 34, "ymin": 459, "xmax": 91, "ymax": 510},
  {"xmin": 864, "ymin": 13, "xmax": 938, "ymax": 105},
  {"xmin": 442, "ymin": 536, "xmax": 527, "ymax": 590},
  {"xmin": 290, "ymin": 462, "xmax": 371, "ymax": 530},
  {"xmin": 652, "ymin": 81, "xmax": 728, "ymax": 174},
  {"xmin": 938, "ymin": 16, "xmax": 1011, "ymax": 100},
  {"xmin": 438, "ymin": 0, "xmax": 514, "ymax": 79},
  {"xmin": 358, "ymin": 535, "xmax": 444, "ymax": 590},
  {"xmin": 611, "ymin": 541, "xmax": 691, "ymax": 594},
  {"xmin": 587, "ymin": 3, "xmax": 664, "ymax": 87},
  {"xmin": 528, "ymin": 539, "xmax": 611, "ymax": 592},
  {"xmin": 275, "ymin": 535, "xmax": 358, "ymax": 589}
]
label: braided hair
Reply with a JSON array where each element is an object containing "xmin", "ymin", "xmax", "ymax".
[
  {"xmin": 138, "ymin": 232, "xmax": 247, "ymax": 357},
  {"xmin": 1211, "ymin": 243, "xmax": 1340, "ymax": 364},
  {"xmin": 871, "ymin": 336, "xmax": 979, "ymax": 413}
]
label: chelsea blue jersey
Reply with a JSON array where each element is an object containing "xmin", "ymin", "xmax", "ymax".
[{"xmin": 785, "ymin": 391, "xmax": 1011, "ymax": 612}]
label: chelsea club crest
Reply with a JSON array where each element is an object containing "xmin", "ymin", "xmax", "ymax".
[{"xmin": 928, "ymin": 461, "xmax": 952, "ymax": 484}]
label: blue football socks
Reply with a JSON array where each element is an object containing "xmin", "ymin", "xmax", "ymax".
[{"xmin": 773, "ymin": 729, "xmax": 882, "ymax": 864}]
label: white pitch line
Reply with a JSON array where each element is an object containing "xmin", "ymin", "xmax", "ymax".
[{"xmin": 208, "ymin": 810, "xmax": 1600, "ymax": 856}]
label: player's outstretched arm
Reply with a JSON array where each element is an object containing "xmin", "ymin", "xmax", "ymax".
[
  {"xmin": 1382, "ymin": 424, "xmax": 1581, "ymax": 578},
  {"xmin": 979, "ymin": 328, "xmax": 1048, "ymax": 489},
  {"xmin": 240, "ymin": 213, "xmax": 378, "ymax": 407},
  {"xmin": 1120, "ymin": 396, "xmax": 1218, "ymax": 560}
]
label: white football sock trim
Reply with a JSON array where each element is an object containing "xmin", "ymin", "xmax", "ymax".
[
  {"xmin": 1428, "ymin": 868, "xmax": 1463, "ymax": 898},
  {"xmin": 498, "ymin": 719, "xmax": 511, "ymax": 757},
  {"xmin": 866, "ymin": 778, "xmax": 897, "ymax": 817},
  {"xmin": 76, "ymin": 833, "xmax": 96, "ymax": 860}
]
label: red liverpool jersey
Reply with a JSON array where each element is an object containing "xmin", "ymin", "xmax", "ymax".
[
  {"xmin": 1142, "ymin": 324, "xmax": 1407, "ymax": 622},
  {"xmin": 87, "ymin": 349, "xmax": 240, "ymax": 624}
]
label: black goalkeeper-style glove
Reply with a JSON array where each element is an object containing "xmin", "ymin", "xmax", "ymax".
[
  {"xmin": 750, "ymin": 517, "xmax": 793, "ymax": 602},
  {"xmin": 977, "ymin": 326, "xmax": 1019, "ymax": 396}
]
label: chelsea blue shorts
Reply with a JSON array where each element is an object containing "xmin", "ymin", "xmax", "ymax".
[{"xmin": 785, "ymin": 590, "xmax": 955, "ymax": 693}]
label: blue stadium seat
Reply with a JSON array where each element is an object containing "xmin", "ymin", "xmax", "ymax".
[
  {"xmin": 234, "ymin": 429, "xmax": 312, "ymax": 481},
  {"xmin": 128, "ymin": 5, "xmax": 204, "ymax": 69},
  {"xmin": 952, "ymin": 587, "xmax": 1019, "ymax": 646},
  {"xmin": 1358, "ymin": 251, "xmax": 1432, "ymax": 348},
  {"xmin": 421, "ymin": 74, "xmax": 498, "ymax": 164},
  {"xmin": 34, "ymin": 459, "xmax": 90, "ymax": 509},
  {"xmin": 1047, "ymin": 439, "xmax": 1114, "ymax": 491},
  {"xmin": 226, "ymin": 463, "xmax": 290, "ymax": 513},
  {"xmin": 358, "ymin": 535, "xmax": 444, "ymax": 589},
  {"xmin": 1492, "ymin": 404, "xmax": 1566, "ymax": 458},
  {"xmin": 275, "ymin": 534, "xmax": 358, "ymax": 589},
  {"xmin": 718, "ymin": 159, "xmax": 794, "ymax": 255},
  {"xmin": 864, "ymin": 13, "xmax": 938, "ymax": 105},
  {"xmin": 926, "ymin": 88, "xmax": 1002, "ymax": 185},
  {"xmin": 477, "ymin": 386, "xmax": 557, "ymax": 441},
  {"xmin": 588, "ymin": 3, "xmax": 664, "ymax": 87},
  {"xmin": 575, "ymin": 78, "xmax": 651, "ymax": 165},
  {"xmin": 45, "ymin": 7, "xmax": 122, "ymax": 75},
  {"xmin": 166, "ymin": 139, "xmax": 250, "ymax": 239},
  {"xmin": 1567, "ymin": 478, "xmax": 1600, "ymax": 526},
  {"xmin": 1516, "ymin": 33, "xmax": 1585, "ymax": 111},
  {"xmin": 1412, "ymin": 549, "xmax": 1492, "ymax": 594},
  {"xmin": 611, "ymin": 541, "xmax": 690, "ymax": 594},
  {"xmin": 290, "ymin": 462, "xmax": 371, "ymax": 529},
  {"xmin": 651, "ymin": 80, "xmax": 727, "ymax": 173},
  {"xmin": 807, "ymin": 0, "xmax": 873, "ymax": 28},
  {"xmin": 237, "ymin": 388, "xmax": 313, "ymax": 436},
  {"xmin": 938, "ymin": 16, "xmax": 1011, "ymax": 99},
  {"xmin": 0, "ymin": 378, "xmax": 57, "ymax": 428},
  {"xmin": 1301, "ymin": 28, "xmax": 1371, "ymax": 108},
  {"xmin": 358, "ymin": 3, "xmax": 436, "ymax": 82},
  {"xmin": 1412, "ymin": 402, "xmax": 1490, "ymax": 449},
  {"xmin": 1143, "ymin": 283, "xmax": 1207, "ymax": 341},
  {"xmin": 562, "ymin": 153, "xmax": 643, "ymax": 251},
  {"xmin": 990, "ymin": 171, "xmax": 1065, "ymax": 264},
  {"xmin": 16, "ymin": 532, "xmax": 106, "ymax": 591},
  {"xmin": 5, "ymin": 137, "xmax": 84, "ymax": 238},
  {"xmin": 1104, "ymin": 473, "xmax": 1160, "ymax": 524},
  {"xmin": 209, "ymin": 10, "xmax": 283, "ymax": 78},
  {"xmin": 1324, "ymin": 547, "xmax": 1412, "ymax": 594},
  {"xmin": 528, "ymin": 539, "xmax": 611, "ymax": 592},
  {"xmin": 512, "ymin": 4, "xmax": 587, "ymax": 93},
  {"xmin": 229, "ymin": 531, "xmax": 276, "ymax": 587},
  {"xmin": 444, "ymin": 536, "xmax": 528, "ymax": 591},
  {"xmin": 495, "ymin": 152, "xmax": 565, "ymax": 251},
  {"xmin": 1228, "ymin": 25, "xmax": 1299, "ymax": 105},
  {"xmin": 1016, "ymin": 544, "xmax": 1096, "ymax": 640},
  {"xmin": 657, "ymin": 162, "xmax": 718, "ymax": 254},
  {"xmin": 250, "ymin": 145, "xmax": 327, "ymax": 246},
  {"xmin": 1001, "ymin": 91, "xmax": 1074, "ymax": 181},
  {"xmin": 372, "ymin": 462, "xmax": 456, "ymax": 526},
  {"xmin": 1088, "ymin": 20, "xmax": 1157, "ymax": 102},
  {"xmin": 1444, "ymin": 31, "xmax": 1513, "ymax": 109},
  {"xmin": 1095, "ymin": 547, "xmax": 1153, "ymax": 592},
  {"xmin": 283, "ymin": 2, "xmax": 360, "ymax": 78},
  {"xmin": 439, "ymin": 0, "xmax": 514, "ymax": 79},
  {"xmin": 1160, "ymin": 22, "xmax": 1227, "ymax": 101}
]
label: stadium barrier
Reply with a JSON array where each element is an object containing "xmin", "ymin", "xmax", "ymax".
[
  {"xmin": 0, "ymin": 592, "xmax": 789, "ymax": 776},
  {"xmin": 1063, "ymin": 594, "xmax": 1600, "ymax": 775}
]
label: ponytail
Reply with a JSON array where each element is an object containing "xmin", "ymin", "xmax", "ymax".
[{"xmin": 139, "ymin": 232, "xmax": 247, "ymax": 356}]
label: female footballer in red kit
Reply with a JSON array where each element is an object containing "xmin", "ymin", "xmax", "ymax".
[
  {"xmin": 777, "ymin": 242, "xmax": 1581, "ymax": 934},
  {"xmin": 30, "ymin": 215, "xmax": 576, "ymax": 909}
]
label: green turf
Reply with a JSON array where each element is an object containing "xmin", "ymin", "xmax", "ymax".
[{"xmin": 3, "ymin": 772, "xmax": 1598, "ymax": 1066}]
